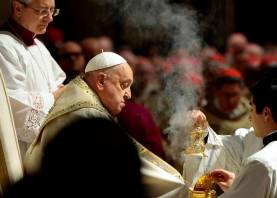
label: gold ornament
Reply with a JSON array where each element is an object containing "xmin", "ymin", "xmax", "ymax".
[
  {"xmin": 190, "ymin": 173, "xmax": 217, "ymax": 198},
  {"xmin": 185, "ymin": 125, "xmax": 206, "ymax": 155}
]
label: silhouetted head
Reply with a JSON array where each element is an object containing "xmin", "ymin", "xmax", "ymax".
[
  {"xmin": 3, "ymin": 118, "xmax": 144, "ymax": 197},
  {"xmin": 41, "ymin": 118, "xmax": 143, "ymax": 197}
]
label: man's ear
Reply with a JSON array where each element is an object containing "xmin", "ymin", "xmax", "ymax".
[
  {"xmin": 95, "ymin": 72, "xmax": 107, "ymax": 90},
  {"xmin": 264, "ymin": 107, "xmax": 272, "ymax": 121},
  {"xmin": 13, "ymin": 1, "xmax": 24, "ymax": 17}
]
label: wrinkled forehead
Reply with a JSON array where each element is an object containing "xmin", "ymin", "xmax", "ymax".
[
  {"xmin": 121, "ymin": 63, "xmax": 133, "ymax": 74},
  {"xmin": 110, "ymin": 63, "xmax": 133, "ymax": 80}
]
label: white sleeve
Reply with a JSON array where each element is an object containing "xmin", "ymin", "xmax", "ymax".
[
  {"xmin": 36, "ymin": 39, "xmax": 66, "ymax": 90},
  {"xmin": 8, "ymin": 92, "xmax": 54, "ymax": 143},
  {"xmin": 210, "ymin": 127, "xmax": 259, "ymax": 166},
  {"xmin": 0, "ymin": 43, "xmax": 55, "ymax": 143},
  {"xmin": 219, "ymin": 160, "xmax": 270, "ymax": 198},
  {"xmin": 182, "ymin": 127, "xmax": 242, "ymax": 185},
  {"xmin": 207, "ymin": 127, "xmax": 245, "ymax": 173}
]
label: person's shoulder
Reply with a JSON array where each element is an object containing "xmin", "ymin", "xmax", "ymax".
[
  {"xmin": 247, "ymin": 142, "xmax": 277, "ymax": 169},
  {"xmin": 33, "ymin": 38, "xmax": 51, "ymax": 54},
  {"xmin": 72, "ymin": 107, "xmax": 112, "ymax": 121},
  {"xmin": 34, "ymin": 38, "xmax": 45, "ymax": 46},
  {"xmin": 234, "ymin": 127, "xmax": 253, "ymax": 137},
  {"xmin": 0, "ymin": 31, "xmax": 19, "ymax": 44},
  {"xmin": 0, "ymin": 32, "xmax": 25, "ymax": 58},
  {"xmin": 0, "ymin": 32, "xmax": 25, "ymax": 55}
]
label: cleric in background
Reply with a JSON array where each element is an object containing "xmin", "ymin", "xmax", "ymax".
[{"xmin": 201, "ymin": 67, "xmax": 251, "ymax": 135}]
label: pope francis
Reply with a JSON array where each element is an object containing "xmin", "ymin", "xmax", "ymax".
[{"xmin": 24, "ymin": 52, "xmax": 189, "ymax": 197}]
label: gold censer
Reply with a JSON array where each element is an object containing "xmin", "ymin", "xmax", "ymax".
[{"xmin": 189, "ymin": 173, "xmax": 216, "ymax": 198}]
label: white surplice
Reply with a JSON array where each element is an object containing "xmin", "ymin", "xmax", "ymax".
[
  {"xmin": 183, "ymin": 126, "xmax": 263, "ymax": 186},
  {"xmin": 0, "ymin": 31, "xmax": 65, "ymax": 155},
  {"xmin": 219, "ymin": 141, "xmax": 277, "ymax": 198}
]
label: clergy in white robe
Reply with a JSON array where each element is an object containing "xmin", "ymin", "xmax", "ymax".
[
  {"xmin": 218, "ymin": 139, "xmax": 277, "ymax": 198},
  {"xmin": 210, "ymin": 69, "xmax": 277, "ymax": 198},
  {"xmin": 0, "ymin": 4, "xmax": 66, "ymax": 155}
]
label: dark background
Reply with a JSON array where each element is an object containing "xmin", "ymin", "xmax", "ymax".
[
  {"xmin": 1, "ymin": 0, "xmax": 276, "ymax": 53},
  {"xmin": 175, "ymin": 0, "xmax": 277, "ymax": 51}
]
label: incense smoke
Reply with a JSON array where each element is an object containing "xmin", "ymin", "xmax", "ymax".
[{"xmin": 89, "ymin": 0, "xmax": 203, "ymax": 168}]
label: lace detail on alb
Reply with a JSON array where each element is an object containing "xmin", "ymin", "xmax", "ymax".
[
  {"xmin": 32, "ymin": 94, "xmax": 44, "ymax": 110},
  {"xmin": 25, "ymin": 94, "xmax": 45, "ymax": 135}
]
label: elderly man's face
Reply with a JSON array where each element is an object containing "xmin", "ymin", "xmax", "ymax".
[
  {"xmin": 13, "ymin": 0, "xmax": 56, "ymax": 34},
  {"xmin": 99, "ymin": 63, "xmax": 133, "ymax": 116}
]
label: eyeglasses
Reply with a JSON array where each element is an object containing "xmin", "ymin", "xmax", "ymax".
[{"xmin": 19, "ymin": 1, "xmax": 60, "ymax": 17}]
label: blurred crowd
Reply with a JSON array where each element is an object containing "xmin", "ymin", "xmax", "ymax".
[
  {"xmin": 41, "ymin": 26, "xmax": 277, "ymax": 170},
  {"xmin": 3, "ymin": 0, "xmax": 277, "ymax": 196}
]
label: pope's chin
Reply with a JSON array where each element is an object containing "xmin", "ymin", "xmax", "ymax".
[
  {"xmin": 109, "ymin": 106, "xmax": 123, "ymax": 116},
  {"xmin": 115, "ymin": 104, "xmax": 125, "ymax": 115}
]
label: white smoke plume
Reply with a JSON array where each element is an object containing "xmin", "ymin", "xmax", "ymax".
[
  {"xmin": 89, "ymin": 0, "xmax": 203, "ymax": 168},
  {"xmin": 163, "ymin": 64, "xmax": 202, "ymax": 166},
  {"xmin": 88, "ymin": 0, "xmax": 201, "ymax": 52}
]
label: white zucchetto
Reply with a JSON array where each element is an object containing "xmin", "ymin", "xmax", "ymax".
[{"xmin": 85, "ymin": 52, "xmax": 127, "ymax": 73}]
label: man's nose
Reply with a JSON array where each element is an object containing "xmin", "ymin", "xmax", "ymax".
[
  {"xmin": 48, "ymin": 14, "xmax": 53, "ymax": 22},
  {"xmin": 44, "ymin": 12, "xmax": 53, "ymax": 22},
  {"xmin": 124, "ymin": 89, "xmax": 131, "ymax": 100}
]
